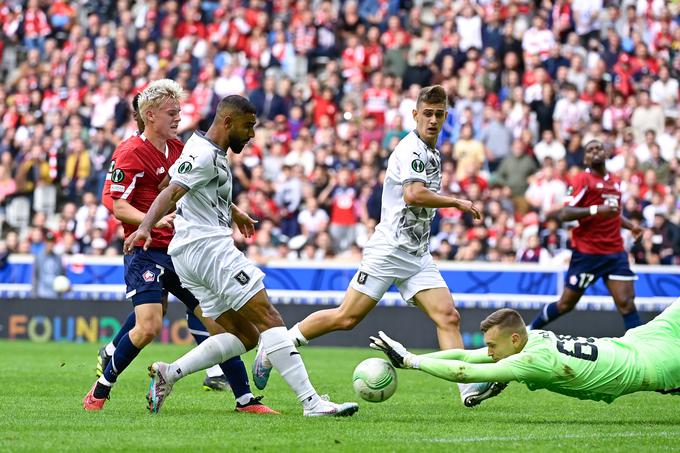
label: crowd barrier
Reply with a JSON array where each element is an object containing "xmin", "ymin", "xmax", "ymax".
[{"xmin": 1, "ymin": 255, "xmax": 677, "ymax": 311}]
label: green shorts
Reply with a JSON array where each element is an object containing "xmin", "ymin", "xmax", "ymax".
[{"xmin": 624, "ymin": 298, "xmax": 680, "ymax": 392}]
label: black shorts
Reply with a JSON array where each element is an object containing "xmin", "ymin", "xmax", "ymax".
[
  {"xmin": 565, "ymin": 251, "xmax": 637, "ymax": 292},
  {"xmin": 124, "ymin": 247, "xmax": 199, "ymax": 311}
]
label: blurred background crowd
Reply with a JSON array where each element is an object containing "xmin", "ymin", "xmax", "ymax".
[{"xmin": 0, "ymin": 0, "xmax": 679, "ymax": 269}]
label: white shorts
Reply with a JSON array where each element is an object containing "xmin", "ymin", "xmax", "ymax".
[
  {"xmin": 349, "ymin": 241, "xmax": 447, "ymax": 304},
  {"xmin": 169, "ymin": 236, "xmax": 265, "ymax": 319}
]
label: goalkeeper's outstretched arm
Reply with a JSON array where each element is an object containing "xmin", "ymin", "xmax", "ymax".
[
  {"xmin": 413, "ymin": 357, "xmax": 517, "ymax": 383},
  {"xmin": 420, "ymin": 347, "xmax": 494, "ymax": 364}
]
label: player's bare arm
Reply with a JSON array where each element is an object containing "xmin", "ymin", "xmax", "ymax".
[
  {"xmin": 621, "ymin": 216, "xmax": 644, "ymax": 241},
  {"xmin": 560, "ymin": 204, "xmax": 618, "ymax": 222},
  {"xmin": 231, "ymin": 204, "xmax": 257, "ymax": 239},
  {"xmin": 403, "ymin": 181, "xmax": 482, "ymax": 219},
  {"xmin": 123, "ymin": 182, "xmax": 187, "ymax": 253},
  {"xmin": 113, "ymin": 198, "xmax": 176, "ymax": 229}
]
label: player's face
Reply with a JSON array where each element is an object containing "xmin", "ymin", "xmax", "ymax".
[
  {"xmin": 584, "ymin": 141, "xmax": 606, "ymax": 166},
  {"xmin": 484, "ymin": 326, "xmax": 519, "ymax": 362},
  {"xmin": 229, "ymin": 112, "xmax": 257, "ymax": 154},
  {"xmin": 413, "ymin": 102, "xmax": 447, "ymax": 146},
  {"xmin": 148, "ymin": 98, "xmax": 180, "ymax": 139}
]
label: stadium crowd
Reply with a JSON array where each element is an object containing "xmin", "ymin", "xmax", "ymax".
[{"xmin": 0, "ymin": 0, "xmax": 679, "ymax": 267}]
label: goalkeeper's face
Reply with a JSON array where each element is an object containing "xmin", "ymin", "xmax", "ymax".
[{"xmin": 484, "ymin": 326, "xmax": 524, "ymax": 362}]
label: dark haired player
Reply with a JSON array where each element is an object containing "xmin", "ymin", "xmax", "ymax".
[
  {"xmin": 125, "ymin": 95, "xmax": 358, "ymax": 416},
  {"xmin": 96, "ymin": 93, "xmax": 232, "ymax": 392},
  {"xmin": 84, "ymin": 81, "xmax": 275, "ymax": 414},
  {"xmin": 529, "ymin": 140, "xmax": 644, "ymax": 331}
]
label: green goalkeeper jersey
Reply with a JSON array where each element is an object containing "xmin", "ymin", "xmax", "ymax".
[
  {"xmin": 416, "ymin": 300, "xmax": 680, "ymax": 402},
  {"xmin": 499, "ymin": 330, "xmax": 660, "ymax": 403}
]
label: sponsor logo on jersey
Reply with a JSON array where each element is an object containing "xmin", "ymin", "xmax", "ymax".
[
  {"xmin": 411, "ymin": 159, "xmax": 425, "ymax": 173},
  {"xmin": 234, "ymin": 270, "xmax": 250, "ymax": 286},
  {"xmin": 110, "ymin": 184, "xmax": 125, "ymax": 192},
  {"xmin": 156, "ymin": 167, "xmax": 166, "ymax": 175},
  {"xmin": 357, "ymin": 271, "xmax": 368, "ymax": 284},
  {"xmin": 111, "ymin": 169, "xmax": 125, "ymax": 183},
  {"xmin": 178, "ymin": 162, "xmax": 193, "ymax": 174},
  {"xmin": 142, "ymin": 270, "xmax": 155, "ymax": 282},
  {"xmin": 569, "ymin": 275, "xmax": 578, "ymax": 286}
]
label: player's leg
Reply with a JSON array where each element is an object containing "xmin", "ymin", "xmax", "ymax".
[
  {"xmin": 161, "ymin": 269, "xmax": 228, "ymax": 389},
  {"xmin": 529, "ymin": 288, "xmax": 583, "ymax": 330},
  {"xmin": 405, "ymin": 260, "xmax": 506, "ymax": 407},
  {"xmin": 606, "ymin": 280, "xmax": 641, "ymax": 330},
  {"xmin": 604, "ymin": 251, "xmax": 641, "ymax": 330},
  {"xmin": 411, "ymin": 287, "xmax": 462, "ymax": 349},
  {"xmin": 185, "ymin": 309, "xmax": 229, "ymax": 391},
  {"xmin": 529, "ymin": 252, "xmax": 599, "ymax": 329},
  {"xmin": 84, "ymin": 249, "xmax": 165, "ymax": 410},
  {"xmin": 252, "ymin": 271, "xmax": 389, "ymax": 390},
  {"xmin": 96, "ymin": 311, "xmax": 135, "ymax": 377},
  {"xmin": 159, "ymin": 268, "xmax": 277, "ymax": 413},
  {"xmin": 236, "ymin": 289, "xmax": 358, "ymax": 416},
  {"xmin": 295, "ymin": 287, "xmax": 379, "ymax": 344}
]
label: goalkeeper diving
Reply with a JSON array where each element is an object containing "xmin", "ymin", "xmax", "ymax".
[{"xmin": 370, "ymin": 298, "xmax": 680, "ymax": 403}]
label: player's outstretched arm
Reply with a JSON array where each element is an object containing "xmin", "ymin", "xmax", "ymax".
[
  {"xmin": 123, "ymin": 182, "xmax": 187, "ymax": 253},
  {"xmin": 415, "ymin": 358, "xmax": 517, "ymax": 384},
  {"xmin": 403, "ymin": 182, "xmax": 481, "ymax": 219},
  {"xmin": 420, "ymin": 347, "xmax": 494, "ymax": 364}
]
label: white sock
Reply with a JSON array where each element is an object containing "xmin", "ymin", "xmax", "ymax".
[
  {"xmin": 458, "ymin": 383, "xmax": 476, "ymax": 400},
  {"xmin": 260, "ymin": 326, "xmax": 319, "ymax": 409},
  {"xmin": 166, "ymin": 333, "xmax": 245, "ymax": 385},
  {"xmin": 289, "ymin": 323, "xmax": 309, "ymax": 347},
  {"xmin": 97, "ymin": 375, "xmax": 113, "ymax": 387},
  {"xmin": 205, "ymin": 364, "xmax": 224, "ymax": 378},
  {"xmin": 236, "ymin": 393, "xmax": 255, "ymax": 406},
  {"xmin": 104, "ymin": 342, "xmax": 115, "ymax": 355}
]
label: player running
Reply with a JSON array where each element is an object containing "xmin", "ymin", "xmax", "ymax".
[
  {"xmin": 124, "ymin": 95, "xmax": 358, "ymax": 417},
  {"xmin": 84, "ymin": 81, "xmax": 276, "ymax": 414},
  {"xmin": 370, "ymin": 301, "xmax": 680, "ymax": 402},
  {"xmin": 96, "ymin": 93, "xmax": 232, "ymax": 393},
  {"xmin": 252, "ymin": 85, "xmax": 502, "ymax": 407},
  {"xmin": 529, "ymin": 140, "xmax": 644, "ymax": 331}
]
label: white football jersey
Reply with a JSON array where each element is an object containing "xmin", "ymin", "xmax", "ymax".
[
  {"xmin": 371, "ymin": 131, "xmax": 442, "ymax": 256},
  {"xmin": 167, "ymin": 132, "xmax": 233, "ymax": 253}
]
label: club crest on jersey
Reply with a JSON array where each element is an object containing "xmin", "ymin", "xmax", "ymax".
[
  {"xmin": 411, "ymin": 159, "xmax": 425, "ymax": 173},
  {"xmin": 111, "ymin": 169, "xmax": 125, "ymax": 183},
  {"xmin": 178, "ymin": 162, "xmax": 193, "ymax": 174},
  {"xmin": 234, "ymin": 270, "xmax": 250, "ymax": 286},
  {"xmin": 566, "ymin": 186, "xmax": 574, "ymax": 196},
  {"xmin": 357, "ymin": 271, "xmax": 369, "ymax": 284},
  {"xmin": 142, "ymin": 270, "xmax": 155, "ymax": 282}
]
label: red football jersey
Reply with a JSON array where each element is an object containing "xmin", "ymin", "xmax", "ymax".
[
  {"xmin": 566, "ymin": 169, "xmax": 624, "ymax": 254},
  {"xmin": 107, "ymin": 135, "xmax": 184, "ymax": 248}
]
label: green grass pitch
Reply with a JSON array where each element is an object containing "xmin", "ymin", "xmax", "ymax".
[{"xmin": 1, "ymin": 341, "xmax": 679, "ymax": 452}]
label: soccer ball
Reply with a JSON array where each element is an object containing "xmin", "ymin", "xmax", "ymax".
[
  {"xmin": 352, "ymin": 358, "xmax": 397, "ymax": 403},
  {"xmin": 52, "ymin": 275, "xmax": 71, "ymax": 293}
]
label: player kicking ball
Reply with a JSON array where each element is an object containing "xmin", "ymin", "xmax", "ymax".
[
  {"xmin": 124, "ymin": 95, "xmax": 358, "ymax": 417},
  {"xmin": 529, "ymin": 140, "xmax": 644, "ymax": 331},
  {"xmin": 252, "ymin": 85, "xmax": 503, "ymax": 407},
  {"xmin": 84, "ymin": 82, "xmax": 275, "ymax": 414},
  {"xmin": 95, "ymin": 93, "xmax": 233, "ymax": 394},
  {"xmin": 370, "ymin": 300, "xmax": 680, "ymax": 402}
]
